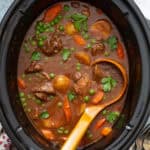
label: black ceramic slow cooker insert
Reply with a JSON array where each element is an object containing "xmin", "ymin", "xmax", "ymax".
[{"xmin": 0, "ymin": 0, "xmax": 150, "ymax": 150}]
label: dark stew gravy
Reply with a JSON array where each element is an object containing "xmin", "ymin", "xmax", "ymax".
[{"xmin": 18, "ymin": 1, "xmax": 129, "ymax": 148}]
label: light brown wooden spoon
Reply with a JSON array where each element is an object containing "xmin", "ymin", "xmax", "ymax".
[{"xmin": 61, "ymin": 58, "xmax": 128, "ymax": 150}]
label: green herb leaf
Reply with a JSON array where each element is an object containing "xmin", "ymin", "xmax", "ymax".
[
  {"xmin": 107, "ymin": 36, "xmax": 117, "ymax": 50},
  {"xmin": 61, "ymin": 48, "xmax": 71, "ymax": 61},
  {"xmin": 106, "ymin": 111, "xmax": 120, "ymax": 123},
  {"xmin": 101, "ymin": 76, "xmax": 117, "ymax": 92},
  {"xmin": 71, "ymin": 13, "xmax": 88, "ymax": 32},
  {"xmin": 64, "ymin": 5, "xmax": 70, "ymax": 11},
  {"xmin": 31, "ymin": 51, "xmax": 41, "ymax": 61},
  {"xmin": 116, "ymin": 114, "xmax": 125, "ymax": 129},
  {"xmin": 39, "ymin": 111, "xmax": 50, "ymax": 119},
  {"xmin": 67, "ymin": 91, "xmax": 76, "ymax": 101}
]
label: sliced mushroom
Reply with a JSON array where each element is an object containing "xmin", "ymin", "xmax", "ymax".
[
  {"xmin": 25, "ymin": 61, "xmax": 43, "ymax": 74},
  {"xmin": 90, "ymin": 19, "xmax": 112, "ymax": 40},
  {"xmin": 75, "ymin": 51, "xmax": 91, "ymax": 65}
]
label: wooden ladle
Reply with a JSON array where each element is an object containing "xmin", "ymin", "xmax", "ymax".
[{"xmin": 61, "ymin": 58, "xmax": 128, "ymax": 150}]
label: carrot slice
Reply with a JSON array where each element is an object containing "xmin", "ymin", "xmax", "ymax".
[
  {"xmin": 18, "ymin": 78, "xmax": 26, "ymax": 89},
  {"xmin": 92, "ymin": 91, "xmax": 104, "ymax": 104},
  {"xmin": 94, "ymin": 118, "xmax": 106, "ymax": 130},
  {"xmin": 63, "ymin": 96, "xmax": 72, "ymax": 122},
  {"xmin": 41, "ymin": 129, "xmax": 55, "ymax": 140},
  {"xmin": 101, "ymin": 127, "xmax": 112, "ymax": 136},
  {"xmin": 117, "ymin": 42, "xmax": 124, "ymax": 59},
  {"xmin": 43, "ymin": 4, "xmax": 62, "ymax": 22},
  {"xmin": 73, "ymin": 34, "xmax": 86, "ymax": 46}
]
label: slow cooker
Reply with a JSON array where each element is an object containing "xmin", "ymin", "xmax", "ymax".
[{"xmin": 0, "ymin": 0, "xmax": 150, "ymax": 149}]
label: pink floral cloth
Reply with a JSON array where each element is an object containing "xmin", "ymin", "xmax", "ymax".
[{"xmin": 0, "ymin": 123, "xmax": 12, "ymax": 150}]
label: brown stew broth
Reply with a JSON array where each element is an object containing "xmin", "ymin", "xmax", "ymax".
[{"xmin": 17, "ymin": 1, "xmax": 129, "ymax": 147}]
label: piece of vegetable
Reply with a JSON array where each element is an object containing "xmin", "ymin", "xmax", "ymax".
[
  {"xmin": 19, "ymin": 92, "xmax": 25, "ymax": 98},
  {"xmin": 101, "ymin": 127, "xmax": 112, "ymax": 136},
  {"xmin": 23, "ymin": 43, "xmax": 30, "ymax": 53},
  {"xmin": 39, "ymin": 111, "xmax": 50, "ymax": 119},
  {"xmin": 95, "ymin": 118, "xmax": 106, "ymax": 130},
  {"xmin": 64, "ymin": 4, "xmax": 70, "ymax": 11},
  {"xmin": 63, "ymin": 96, "xmax": 72, "ymax": 122},
  {"xmin": 53, "ymin": 75, "xmax": 70, "ymax": 93},
  {"xmin": 74, "ymin": 51, "xmax": 91, "ymax": 65},
  {"xmin": 107, "ymin": 36, "xmax": 117, "ymax": 50},
  {"xmin": 101, "ymin": 76, "xmax": 117, "ymax": 92},
  {"xmin": 31, "ymin": 52, "xmax": 41, "ymax": 61},
  {"xmin": 106, "ymin": 111, "xmax": 120, "ymax": 123},
  {"xmin": 116, "ymin": 114, "xmax": 125, "ymax": 129},
  {"xmin": 71, "ymin": 13, "xmax": 88, "ymax": 32},
  {"xmin": 90, "ymin": 19, "xmax": 112, "ymax": 40},
  {"xmin": 76, "ymin": 63, "xmax": 81, "ymax": 71},
  {"xmin": 57, "ymin": 102, "xmax": 63, "ymax": 108},
  {"xmin": 49, "ymin": 73, "xmax": 55, "ymax": 79},
  {"xmin": 73, "ymin": 34, "xmax": 86, "ymax": 46},
  {"xmin": 67, "ymin": 91, "xmax": 76, "ymax": 102},
  {"xmin": 57, "ymin": 127, "xmax": 65, "ymax": 134},
  {"xmin": 59, "ymin": 25, "xmax": 65, "ymax": 31},
  {"xmin": 61, "ymin": 48, "xmax": 71, "ymax": 61},
  {"xmin": 43, "ymin": 4, "xmax": 62, "ymax": 22},
  {"xmin": 65, "ymin": 22, "xmax": 77, "ymax": 35},
  {"xmin": 41, "ymin": 129, "xmax": 55, "ymax": 140},
  {"xmin": 92, "ymin": 91, "xmax": 104, "ymax": 104},
  {"xmin": 117, "ymin": 42, "xmax": 124, "ymax": 59},
  {"xmin": 89, "ymin": 89, "xmax": 96, "ymax": 95},
  {"xmin": 83, "ymin": 96, "xmax": 90, "ymax": 103},
  {"xmin": 86, "ymin": 131, "xmax": 93, "ymax": 139},
  {"xmin": 18, "ymin": 78, "xmax": 26, "ymax": 89}
]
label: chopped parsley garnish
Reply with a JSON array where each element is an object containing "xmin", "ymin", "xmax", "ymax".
[
  {"xmin": 71, "ymin": 13, "xmax": 88, "ymax": 32},
  {"xmin": 64, "ymin": 5, "xmax": 70, "ymax": 11},
  {"xmin": 116, "ymin": 114, "xmax": 126, "ymax": 129},
  {"xmin": 107, "ymin": 36, "xmax": 117, "ymax": 51},
  {"xmin": 31, "ymin": 51, "xmax": 41, "ymax": 61},
  {"xmin": 61, "ymin": 48, "xmax": 71, "ymax": 61},
  {"xmin": 67, "ymin": 91, "xmax": 76, "ymax": 102},
  {"xmin": 101, "ymin": 76, "xmax": 117, "ymax": 92},
  {"xmin": 107, "ymin": 36, "xmax": 117, "ymax": 50},
  {"xmin": 106, "ymin": 111, "xmax": 120, "ymax": 123}
]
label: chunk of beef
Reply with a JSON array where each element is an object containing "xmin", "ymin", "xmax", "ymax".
[
  {"xmin": 81, "ymin": 5, "xmax": 90, "ymax": 17},
  {"xmin": 93, "ymin": 65, "xmax": 104, "ymax": 81},
  {"xmin": 91, "ymin": 42, "xmax": 105, "ymax": 56},
  {"xmin": 42, "ymin": 33, "xmax": 63, "ymax": 56},
  {"xmin": 41, "ymin": 72, "xmax": 50, "ymax": 80},
  {"xmin": 73, "ymin": 72, "xmax": 82, "ymax": 82},
  {"xmin": 34, "ymin": 92, "xmax": 48, "ymax": 102},
  {"xmin": 73, "ymin": 73, "xmax": 91, "ymax": 95},
  {"xmin": 25, "ymin": 61, "xmax": 42, "ymax": 74},
  {"xmin": 33, "ymin": 81, "xmax": 55, "ymax": 94},
  {"xmin": 71, "ymin": 2, "xmax": 80, "ymax": 8}
]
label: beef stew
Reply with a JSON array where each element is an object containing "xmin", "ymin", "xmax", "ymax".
[{"xmin": 17, "ymin": 1, "xmax": 129, "ymax": 148}]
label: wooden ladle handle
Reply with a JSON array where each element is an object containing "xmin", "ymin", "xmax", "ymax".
[{"xmin": 61, "ymin": 59, "xmax": 128, "ymax": 150}]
